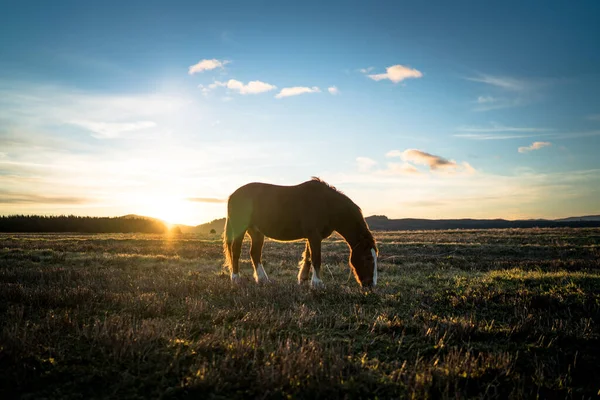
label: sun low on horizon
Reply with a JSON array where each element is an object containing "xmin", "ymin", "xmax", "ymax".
[
  {"xmin": 0, "ymin": 1, "xmax": 599, "ymax": 222},
  {"xmin": 137, "ymin": 196, "xmax": 226, "ymax": 226}
]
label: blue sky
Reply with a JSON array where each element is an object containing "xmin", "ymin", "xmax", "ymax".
[{"xmin": 1, "ymin": 1, "xmax": 599, "ymax": 224}]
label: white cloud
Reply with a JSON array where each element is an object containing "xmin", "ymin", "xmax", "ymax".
[
  {"xmin": 356, "ymin": 157, "xmax": 377, "ymax": 172},
  {"xmin": 275, "ymin": 86, "xmax": 321, "ymax": 99},
  {"xmin": 378, "ymin": 149, "xmax": 475, "ymax": 176},
  {"xmin": 328, "ymin": 86, "xmax": 339, "ymax": 95},
  {"xmin": 391, "ymin": 149, "xmax": 457, "ymax": 171},
  {"xmin": 367, "ymin": 64, "xmax": 423, "ymax": 83},
  {"xmin": 69, "ymin": 120, "xmax": 157, "ymax": 139},
  {"xmin": 518, "ymin": 141, "xmax": 552, "ymax": 153},
  {"xmin": 188, "ymin": 59, "xmax": 229, "ymax": 75},
  {"xmin": 205, "ymin": 79, "xmax": 276, "ymax": 95},
  {"xmin": 359, "ymin": 67, "xmax": 374, "ymax": 74}
]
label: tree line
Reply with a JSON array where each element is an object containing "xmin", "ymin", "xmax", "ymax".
[{"xmin": 0, "ymin": 215, "xmax": 167, "ymax": 233}]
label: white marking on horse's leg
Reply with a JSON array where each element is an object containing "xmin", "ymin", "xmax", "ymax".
[
  {"xmin": 310, "ymin": 268, "xmax": 324, "ymax": 289},
  {"xmin": 371, "ymin": 248, "xmax": 378, "ymax": 286},
  {"xmin": 231, "ymin": 273, "xmax": 241, "ymax": 284},
  {"xmin": 254, "ymin": 263, "xmax": 270, "ymax": 283}
]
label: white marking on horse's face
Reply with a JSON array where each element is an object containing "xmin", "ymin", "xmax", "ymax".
[
  {"xmin": 371, "ymin": 248, "xmax": 378, "ymax": 286},
  {"xmin": 254, "ymin": 263, "xmax": 269, "ymax": 283}
]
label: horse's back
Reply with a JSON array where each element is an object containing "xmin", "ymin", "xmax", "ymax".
[{"xmin": 226, "ymin": 181, "xmax": 331, "ymax": 240}]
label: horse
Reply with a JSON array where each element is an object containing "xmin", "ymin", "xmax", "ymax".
[{"xmin": 222, "ymin": 177, "xmax": 378, "ymax": 288}]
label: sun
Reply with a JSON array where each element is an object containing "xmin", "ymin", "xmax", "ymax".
[{"xmin": 141, "ymin": 197, "xmax": 196, "ymax": 226}]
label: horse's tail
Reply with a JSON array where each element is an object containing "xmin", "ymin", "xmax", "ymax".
[{"xmin": 222, "ymin": 216, "xmax": 234, "ymax": 273}]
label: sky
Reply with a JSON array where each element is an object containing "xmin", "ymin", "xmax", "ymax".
[{"xmin": 1, "ymin": 0, "xmax": 599, "ymax": 225}]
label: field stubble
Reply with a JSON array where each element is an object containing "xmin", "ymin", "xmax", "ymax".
[{"xmin": 1, "ymin": 228, "xmax": 599, "ymax": 399}]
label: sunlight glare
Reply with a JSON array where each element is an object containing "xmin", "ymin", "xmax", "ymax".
[{"xmin": 141, "ymin": 197, "xmax": 196, "ymax": 225}]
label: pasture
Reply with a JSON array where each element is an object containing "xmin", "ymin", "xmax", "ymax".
[{"xmin": 1, "ymin": 228, "xmax": 599, "ymax": 399}]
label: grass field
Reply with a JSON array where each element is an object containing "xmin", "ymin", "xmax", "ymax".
[{"xmin": 1, "ymin": 228, "xmax": 599, "ymax": 399}]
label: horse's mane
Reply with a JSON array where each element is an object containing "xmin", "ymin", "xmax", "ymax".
[
  {"xmin": 310, "ymin": 177, "xmax": 374, "ymax": 249},
  {"xmin": 310, "ymin": 176, "xmax": 341, "ymax": 192},
  {"xmin": 312, "ymin": 176, "xmax": 356, "ymax": 201}
]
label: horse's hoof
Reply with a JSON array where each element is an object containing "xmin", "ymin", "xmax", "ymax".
[
  {"xmin": 231, "ymin": 273, "xmax": 242, "ymax": 284},
  {"xmin": 254, "ymin": 264, "xmax": 270, "ymax": 284},
  {"xmin": 254, "ymin": 276, "xmax": 271, "ymax": 284},
  {"xmin": 298, "ymin": 278, "xmax": 309, "ymax": 286},
  {"xmin": 310, "ymin": 279, "xmax": 325, "ymax": 290}
]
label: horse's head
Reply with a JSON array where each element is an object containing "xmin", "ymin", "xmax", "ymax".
[{"xmin": 349, "ymin": 241, "xmax": 378, "ymax": 287}]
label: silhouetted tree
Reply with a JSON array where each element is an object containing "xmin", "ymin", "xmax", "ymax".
[{"xmin": 0, "ymin": 215, "xmax": 167, "ymax": 233}]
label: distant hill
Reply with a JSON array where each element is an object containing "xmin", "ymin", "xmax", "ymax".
[
  {"xmin": 364, "ymin": 215, "xmax": 600, "ymax": 231},
  {"xmin": 175, "ymin": 218, "xmax": 225, "ymax": 234},
  {"xmin": 554, "ymin": 215, "xmax": 600, "ymax": 222}
]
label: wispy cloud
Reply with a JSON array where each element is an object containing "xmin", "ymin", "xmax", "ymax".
[
  {"xmin": 328, "ymin": 86, "xmax": 339, "ymax": 95},
  {"xmin": 477, "ymin": 96, "xmax": 497, "ymax": 104},
  {"xmin": 367, "ymin": 64, "xmax": 423, "ymax": 83},
  {"xmin": 0, "ymin": 190, "xmax": 91, "ymax": 204},
  {"xmin": 383, "ymin": 162, "xmax": 421, "ymax": 175},
  {"xmin": 188, "ymin": 59, "xmax": 230, "ymax": 75},
  {"xmin": 587, "ymin": 114, "xmax": 600, "ymax": 121},
  {"xmin": 467, "ymin": 74, "xmax": 529, "ymax": 92},
  {"xmin": 454, "ymin": 124, "xmax": 551, "ymax": 140},
  {"xmin": 467, "ymin": 73, "xmax": 543, "ymax": 111},
  {"xmin": 356, "ymin": 157, "xmax": 377, "ymax": 172},
  {"xmin": 518, "ymin": 141, "xmax": 552, "ymax": 153},
  {"xmin": 473, "ymin": 97, "xmax": 527, "ymax": 111},
  {"xmin": 455, "ymin": 133, "xmax": 544, "ymax": 140},
  {"xmin": 69, "ymin": 120, "xmax": 157, "ymax": 139},
  {"xmin": 186, "ymin": 197, "xmax": 226, "ymax": 203},
  {"xmin": 208, "ymin": 79, "xmax": 276, "ymax": 95},
  {"xmin": 359, "ymin": 67, "xmax": 374, "ymax": 74},
  {"xmin": 456, "ymin": 124, "xmax": 550, "ymax": 133},
  {"xmin": 275, "ymin": 86, "xmax": 321, "ymax": 99}
]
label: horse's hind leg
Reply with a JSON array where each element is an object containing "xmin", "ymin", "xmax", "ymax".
[
  {"xmin": 231, "ymin": 233, "xmax": 245, "ymax": 283},
  {"xmin": 248, "ymin": 228, "xmax": 269, "ymax": 283},
  {"xmin": 298, "ymin": 241, "xmax": 312, "ymax": 284}
]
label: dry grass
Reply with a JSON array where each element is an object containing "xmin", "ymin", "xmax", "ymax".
[{"xmin": 1, "ymin": 228, "xmax": 599, "ymax": 399}]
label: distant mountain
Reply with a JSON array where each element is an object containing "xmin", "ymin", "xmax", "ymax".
[
  {"xmin": 174, "ymin": 218, "xmax": 225, "ymax": 234},
  {"xmin": 364, "ymin": 215, "xmax": 600, "ymax": 231},
  {"xmin": 554, "ymin": 215, "xmax": 600, "ymax": 222}
]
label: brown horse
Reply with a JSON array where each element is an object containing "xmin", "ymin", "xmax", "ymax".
[{"xmin": 223, "ymin": 178, "xmax": 378, "ymax": 287}]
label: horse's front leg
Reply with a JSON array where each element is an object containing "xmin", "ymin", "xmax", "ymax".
[
  {"xmin": 307, "ymin": 236, "xmax": 324, "ymax": 289},
  {"xmin": 297, "ymin": 241, "xmax": 311, "ymax": 285},
  {"xmin": 249, "ymin": 228, "xmax": 269, "ymax": 283}
]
